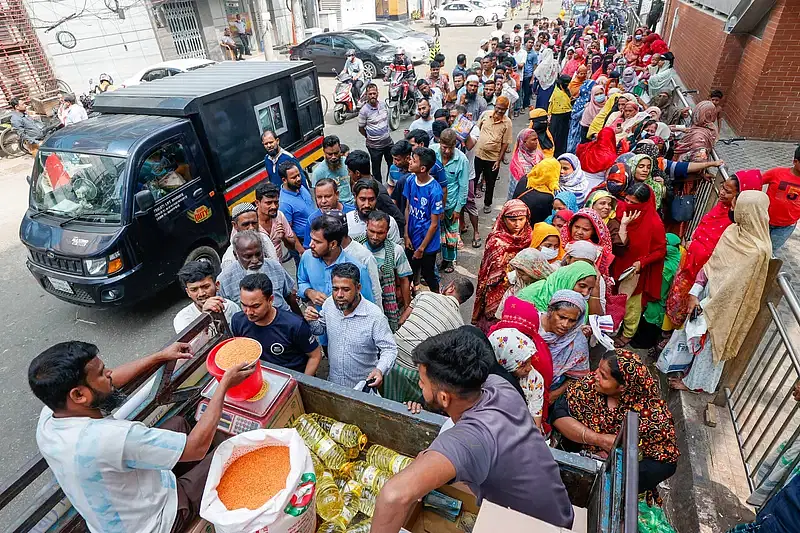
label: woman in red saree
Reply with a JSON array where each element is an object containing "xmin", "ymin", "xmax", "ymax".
[
  {"xmin": 472, "ymin": 200, "xmax": 533, "ymax": 333},
  {"xmin": 665, "ymin": 169, "xmax": 763, "ymax": 329},
  {"xmin": 577, "ymin": 127, "xmax": 618, "ymax": 174}
]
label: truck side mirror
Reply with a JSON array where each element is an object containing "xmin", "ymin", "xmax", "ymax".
[{"xmin": 134, "ymin": 190, "xmax": 155, "ymax": 214}]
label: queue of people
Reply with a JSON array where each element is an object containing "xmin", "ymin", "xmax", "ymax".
[{"xmin": 22, "ymin": 10, "xmax": 800, "ymax": 533}]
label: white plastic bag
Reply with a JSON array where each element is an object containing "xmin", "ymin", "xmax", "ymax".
[
  {"xmin": 200, "ymin": 428, "xmax": 316, "ymax": 533},
  {"xmin": 656, "ymin": 328, "xmax": 693, "ymax": 374},
  {"xmin": 684, "ymin": 313, "xmax": 709, "ymax": 356}
]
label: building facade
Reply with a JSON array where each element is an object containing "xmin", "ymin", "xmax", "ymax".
[{"xmin": 660, "ymin": 0, "xmax": 800, "ymax": 141}]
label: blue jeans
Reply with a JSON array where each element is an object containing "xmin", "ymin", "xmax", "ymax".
[
  {"xmin": 522, "ymin": 76, "xmax": 533, "ymax": 108},
  {"xmin": 769, "ymin": 223, "xmax": 797, "ymax": 252}
]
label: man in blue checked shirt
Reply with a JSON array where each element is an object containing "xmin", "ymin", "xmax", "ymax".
[
  {"xmin": 30, "ymin": 341, "xmax": 254, "ymax": 533},
  {"xmin": 304, "ymin": 262, "xmax": 397, "ymax": 389}
]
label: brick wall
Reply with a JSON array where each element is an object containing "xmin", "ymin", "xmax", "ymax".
[{"xmin": 661, "ymin": 0, "xmax": 800, "ymax": 141}]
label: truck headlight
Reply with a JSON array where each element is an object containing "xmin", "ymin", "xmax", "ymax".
[{"xmin": 84, "ymin": 251, "xmax": 123, "ymax": 276}]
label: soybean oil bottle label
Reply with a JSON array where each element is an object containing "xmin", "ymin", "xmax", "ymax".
[
  {"xmin": 329, "ymin": 422, "xmax": 346, "ymax": 441},
  {"xmin": 361, "ymin": 465, "xmax": 379, "ymax": 487},
  {"xmin": 316, "ymin": 437, "xmax": 335, "ymax": 457},
  {"xmin": 390, "ymin": 455, "xmax": 409, "ymax": 473}
]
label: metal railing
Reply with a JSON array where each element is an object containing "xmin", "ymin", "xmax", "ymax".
[{"xmin": 724, "ymin": 273, "xmax": 800, "ymax": 509}]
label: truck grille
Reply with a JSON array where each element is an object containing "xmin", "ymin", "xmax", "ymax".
[
  {"xmin": 30, "ymin": 250, "xmax": 84, "ymax": 275},
  {"xmin": 42, "ymin": 278, "xmax": 95, "ymax": 303}
]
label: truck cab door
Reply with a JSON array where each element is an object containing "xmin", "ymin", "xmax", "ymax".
[
  {"xmin": 131, "ymin": 131, "xmax": 227, "ymax": 285},
  {"xmin": 290, "ymin": 68, "xmax": 324, "ymax": 143}
]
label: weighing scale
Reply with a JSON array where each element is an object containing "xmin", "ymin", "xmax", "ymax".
[{"xmin": 195, "ymin": 364, "xmax": 299, "ymax": 435}]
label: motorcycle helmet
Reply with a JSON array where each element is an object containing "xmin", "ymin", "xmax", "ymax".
[
  {"xmin": 346, "ymin": 49, "xmax": 355, "ymax": 57},
  {"xmin": 99, "ymin": 73, "xmax": 114, "ymax": 84},
  {"xmin": 395, "ymin": 47, "xmax": 405, "ymax": 58}
]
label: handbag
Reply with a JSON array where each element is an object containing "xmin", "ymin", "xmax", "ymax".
[{"xmin": 671, "ymin": 193, "xmax": 696, "ymax": 221}]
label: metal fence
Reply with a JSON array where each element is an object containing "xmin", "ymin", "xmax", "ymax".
[{"xmin": 724, "ymin": 273, "xmax": 800, "ymax": 509}]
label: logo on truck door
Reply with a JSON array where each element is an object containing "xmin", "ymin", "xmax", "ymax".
[{"xmin": 187, "ymin": 205, "xmax": 212, "ymax": 223}]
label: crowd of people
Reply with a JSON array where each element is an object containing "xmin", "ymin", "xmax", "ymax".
[{"xmin": 23, "ymin": 7, "xmax": 800, "ymax": 533}]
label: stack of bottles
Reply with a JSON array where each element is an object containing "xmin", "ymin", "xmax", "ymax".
[{"xmin": 291, "ymin": 413, "xmax": 414, "ymax": 533}]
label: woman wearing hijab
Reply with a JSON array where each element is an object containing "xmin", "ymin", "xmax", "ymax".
[
  {"xmin": 567, "ymin": 78, "xmax": 596, "ymax": 153},
  {"xmin": 489, "ymin": 328, "xmax": 548, "ymax": 431},
  {"xmin": 579, "ymin": 85, "xmax": 607, "ymax": 143},
  {"xmin": 552, "ymin": 349, "xmax": 680, "ymax": 492},
  {"xmin": 577, "ymin": 126, "xmax": 619, "ymax": 185},
  {"xmin": 558, "ymin": 153, "xmax": 591, "ymax": 206},
  {"xmin": 590, "ymin": 54, "xmax": 603, "ymax": 75},
  {"xmin": 538, "ymin": 289, "xmax": 591, "ymax": 397},
  {"xmin": 490, "ymin": 296, "xmax": 554, "ymax": 430},
  {"xmin": 529, "ymin": 108, "xmax": 556, "ymax": 157},
  {"xmin": 623, "ymin": 29, "xmax": 645, "ymax": 64},
  {"xmin": 562, "ymin": 48, "xmax": 585, "ymax": 77},
  {"xmin": 649, "ymin": 89, "xmax": 682, "ymax": 125},
  {"xmin": 518, "ymin": 260, "xmax": 598, "ymax": 312},
  {"xmin": 672, "ymin": 100, "xmax": 719, "ymax": 159},
  {"xmin": 585, "ymin": 189, "xmax": 626, "ymax": 256},
  {"xmin": 508, "ymin": 129, "xmax": 545, "ymax": 200},
  {"xmin": 601, "ymin": 46, "xmax": 617, "ymax": 75},
  {"xmin": 472, "ymin": 199, "xmax": 533, "ymax": 333},
  {"xmin": 669, "ymin": 191, "xmax": 773, "ymax": 392},
  {"xmin": 620, "ymin": 67, "xmax": 639, "ymax": 93},
  {"xmin": 626, "ymin": 153, "xmax": 665, "ymax": 207},
  {"xmin": 546, "ymin": 190, "xmax": 580, "ymax": 223},
  {"xmin": 560, "ymin": 240, "xmax": 606, "ymax": 314},
  {"xmin": 666, "ymin": 170, "xmax": 763, "ymax": 329},
  {"xmin": 533, "ymin": 47, "xmax": 560, "ymax": 109},
  {"xmin": 646, "ymin": 52, "xmax": 675, "ymax": 98},
  {"xmin": 548, "ymin": 75, "xmax": 574, "ymax": 157},
  {"xmin": 495, "ymin": 248, "xmax": 556, "ymax": 317},
  {"xmin": 611, "ymin": 183, "xmax": 667, "ymax": 347},
  {"xmin": 531, "ymin": 221, "xmax": 565, "ymax": 263},
  {"xmin": 568, "ymin": 65, "xmax": 588, "ymax": 98},
  {"xmin": 609, "ymin": 100, "xmax": 648, "ymax": 143},
  {"xmin": 561, "ymin": 208, "xmax": 615, "ymax": 278},
  {"xmin": 514, "ymin": 157, "xmax": 561, "ymax": 224},
  {"xmin": 587, "ymin": 92, "xmax": 624, "ymax": 138}
]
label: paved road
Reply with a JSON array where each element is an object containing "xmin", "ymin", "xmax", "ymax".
[{"xmin": 0, "ymin": 8, "xmax": 561, "ymax": 511}]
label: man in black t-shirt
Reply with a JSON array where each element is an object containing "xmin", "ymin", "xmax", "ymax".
[{"xmin": 231, "ymin": 273, "xmax": 321, "ymax": 375}]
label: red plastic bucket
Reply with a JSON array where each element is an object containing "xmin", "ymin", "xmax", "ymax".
[{"xmin": 207, "ymin": 337, "xmax": 264, "ymax": 401}]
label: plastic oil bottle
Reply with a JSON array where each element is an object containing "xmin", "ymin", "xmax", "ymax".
[
  {"xmin": 293, "ymin": 414, "xmax": 348, "ymax": 471},
  {"xmin": 358, "ymin": 488, "xmax": 377, "ymax": 517},
  {"xmin": 310, "ymin": 413, "xmax": 368, "ymax": 450},
  {"xmin": 316, "ymin": 522, "xmax": 344, "ymax": 533},
  {"xmin": 345, "ymin": 522, "xmax": 372, "ymax": 533},
  {"xmin": 316, "ymin": 471, "xmax": 344, "ymax": 521},
  {"xmin": 343, "ymin": 461, "xmax": 391, "ymax": 493},
  {"xmin": 335, "ymin": 476, "xmax": 364, "ymax": 497},
  {"xmin": 365, "ymin": 444, "xmax": 413, "ymax": 474},
  {"xmin": 310, "ymin": 452, "xmax": 325, "ymax": 478}
]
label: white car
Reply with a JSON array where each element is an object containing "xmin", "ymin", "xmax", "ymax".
[
  {"xmin": 438, "ymin": 1, "xmax": 500, "ymax": 26},
  {"xmin": 471, "ymin": 0, "xmax": 507, "ymax": 21},
  {"xmin": 121, "ymin": 58, "xmax": 216, "ymax": 87},
  {"xmin": 350, "ymin": 26, "xmax": 429, "ymax": 64}
]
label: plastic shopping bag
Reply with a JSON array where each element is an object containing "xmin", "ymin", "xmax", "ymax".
[
  {"xmin": 684, "ymin": 313, "xmax": 709, "ymax": 356},
  {"xmin": 200, "ymin": 428, "xmax": 316, "ymax": 533},
  {"xmin": 655, "ymin": 328, "xmax": 693, "ymax": 374},
  {"xmin": 638, "ymin": 501, "xmax": 676, "ymax": 533}
]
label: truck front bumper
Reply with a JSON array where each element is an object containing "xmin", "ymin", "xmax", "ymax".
[{"xmin": 27, "ymin": 260, "xmax": 147, "ymax": 307}]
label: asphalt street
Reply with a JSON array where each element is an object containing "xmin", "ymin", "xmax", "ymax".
[{"xmin": 0, "ymin": 2, "xmax": 561, "ymax": 512}]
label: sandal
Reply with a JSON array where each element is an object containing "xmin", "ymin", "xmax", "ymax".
[
  {"xmin": 483, "ymin": 205, "xmax": 492, "ymax": 214},
  {"xmin": 472, "ymin": 237, "xmax": 483, "ymax": 248},
  {"xmin": 613, "ymin": 335, "xmax": 630, "ymax": 348},
  {"xmin": 443, "ymin": 264, "xmax": 455, "ymax": 273}
]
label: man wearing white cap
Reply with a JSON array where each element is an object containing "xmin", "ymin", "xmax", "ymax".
[
  {"xmin": 476, "ymin": 39, "xmax": 490, "ymax": 61},
  {"xmin": 221, "ymin": 202, "xmax": 279, "ymax": 269}
]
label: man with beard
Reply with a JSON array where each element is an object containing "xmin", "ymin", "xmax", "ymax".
[
  {"xmin": 278, "ymin": 161, "xmax": 314, "ymax": 250},
  {"xmin": 174, "ymin": 260, "xmax": 241, "ymax": 333},
  {"xmin": 409, "ymin": 98, "xmax": 435, "ymax": 136},
  {"xmin": 347, "ymin": 178, "xmax": 402, "ymax": 245},
  {"xmin": 345, "ymin": 150, "xmax": 407, "ymax": 237},
  {"xmin": 232, "ymin": 273, "xmax": 321, "ymax": 375},
  {"xmin": 474, "ymin": 95, "xmax": 512, "ymax": 213},
  {"xmin": 358, "ymin": 83, "xmax": 394, "ymax": 184},
  {"xmin": 426, "ymin": 59, "xmax": 450, "ymax": 95},
  {"xmin": 262, "ymin": 129, "xmax": 306, "ymax": 188},
  {"xmin": 357, "ymin": 210, "xmax": 412, "ymax": 332},
  {"xmin": 482, "ymin": 79, "xmax": 497, "ymax": 108},
  {"xmin": 30, "ymin": 340, "xmax": 254, "ymax": 533},
  {"xmin": 302, "ymin": 177, "xmax": 356, "ymax": 247},
  {"xmin": 432, "ymin": 129, "xmax": 469, "ymax": 273},
  {"xmin": 311, "ymin": 135, "xmax": 354, "ymax": 205},
  {"xmin": 220, "ymin": 202, "xmax": 279, "ymax": 269},
  {"xmin": 415, "ymin": 80, "xmax": 442, "ymax": 114},
  {"xmin": 370, "ymin": 329, "xmax": 575, "ymax": 531},
  {"xmin": 255, "ymin": 182, "xmax": 304, "ymax": 263},
  {"xmin": 218, "ymin": 230, "xmax": 300, "ymax": 314},
  {"xmin": 304, "ymin": 262, "xmax": 397, "ymax": 388},
  {"xmin": 459, "ymin": 75, "xmax": 488, "ymax": 121}
]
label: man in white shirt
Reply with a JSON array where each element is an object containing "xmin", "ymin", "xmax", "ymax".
[
  {"xmin": 347, "ymin": 178, "xmax": 402, "ymax": 245},
  {"xmin": 221, "ymin": 202, "xmax": 279, "ymax": 269},
  {"xmin": 415, "ymin": 79, "xmax": 443, "ymax": 113},
  {"xmin": 174, "ymin": 260, "xmax": 240, "ymax": 333},
  {"xmin": 232, "ymin": 13, "xmax": 250, "ymax": 55},
  {"xmin": 408, "ymin": 99, "xmax": 435, "ymax": 137},
  {"xmin": 343, "ymin": 49, "xmax": 366, "ymax": 101},
  {"xmin": 490, "ymin": 21, "xmax": 505, "ymax": 40},
  {"xmin": 63, "ymin": 94, "xmax": 88, "ymax": 125},
  {"xmin": 30, "ymin": 340, "xmax": 254, "ymax": 533}
]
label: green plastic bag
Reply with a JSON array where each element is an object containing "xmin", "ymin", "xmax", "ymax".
[{"xmin": 638, "ymin": 501, "xmax": 676, "ymax": 533}]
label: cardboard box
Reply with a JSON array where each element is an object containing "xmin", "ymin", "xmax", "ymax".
[
  {"xmin": 403, "ymin": 484, "xmax": 479, "ymax": 533},
  {"xmin": 473, "ymin": 500, "xmax": 587, "ymax": 533},
  {"xmin": 266, "ymin": 381, "xmax": 305, "ymax": 429}
]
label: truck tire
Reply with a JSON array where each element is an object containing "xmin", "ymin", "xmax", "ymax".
[
  {"xmin": 363, "ymin": 61, "xmax": 377, "ymax": 80},
  {"xmin": 184, "ymin": 245, "xmax": 221, "ymax": 276},
  {"xmin": 475, "ymin": 16, "xmax": 486, "ymax": 26}
]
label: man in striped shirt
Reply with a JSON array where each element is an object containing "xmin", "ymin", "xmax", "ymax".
[
  {"xmin": 382, "ymin": 278, "xmax": 475, "ymax": 403},
  {"xmin": 358, "ymin": 83, "xmax": 394, "ymax": 184}
]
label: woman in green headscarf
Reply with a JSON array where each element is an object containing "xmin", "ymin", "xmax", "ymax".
[
  {"xmin": 627, "ymin": 153, "xmax": 666, "ymax": 207},
  {"xmin": 517, "ymin": 261, "xmax": 598, "ymax": 312},
  {"xmin": 632, "ymin": 233, "xmax": 683, "ymax": 350},
  {"xmin": 585, "ymin": 189, "xmax": 627, "ymax": 257}
]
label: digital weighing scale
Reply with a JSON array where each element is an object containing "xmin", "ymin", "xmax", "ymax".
[{"xmin": 195, "ymin": 364, "xmax": 302, "ymax": 435}]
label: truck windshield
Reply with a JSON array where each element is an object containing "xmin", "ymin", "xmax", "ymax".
[{"xmin": 30, "ymin": 150, "xmax": 126, "ymax": 224}]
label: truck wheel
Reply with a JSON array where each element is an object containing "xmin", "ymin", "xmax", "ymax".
[
  {"xmin": 388, "ymin": 104, "xmax": 400, "ymax": 131},
  {"xmin": 475, "ymin": 16, "xmax": 485, "ymax": 26},
  {"xmin": 333, "ymin": 105, "xmax": 347, "ymax": 125},
  {"xmin": 363, "ymin": 61, "xmax": 377, "ymax": 80},
  {"xmin": 439, "ymin": 17, "xmax": 447, "ymax": 27},
  {"xmin": 184, "ymin": 245, "xmax": 221, "ymax": 276}
]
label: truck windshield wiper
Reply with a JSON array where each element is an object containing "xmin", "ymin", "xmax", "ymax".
[{"xmin": 58, "ymin": 210, "xmax": 109, "ymax": 227}]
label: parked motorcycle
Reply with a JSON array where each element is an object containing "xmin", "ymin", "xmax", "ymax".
[
  {"xmin": 331, "ymin": 69, "xmax": 371, "ymax": 125},
  {"xmin": 385, "ymin": 68, "xmax": 417, "ymax": 131}
]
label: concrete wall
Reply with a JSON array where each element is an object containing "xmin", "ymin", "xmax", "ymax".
[
  {"xmin": 27, "ymin": 0, "xmax": 163, "ymax": 94},
  {"xmin": 662, "ymin": 0, "xmax": 800, "ymax": 141}
]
